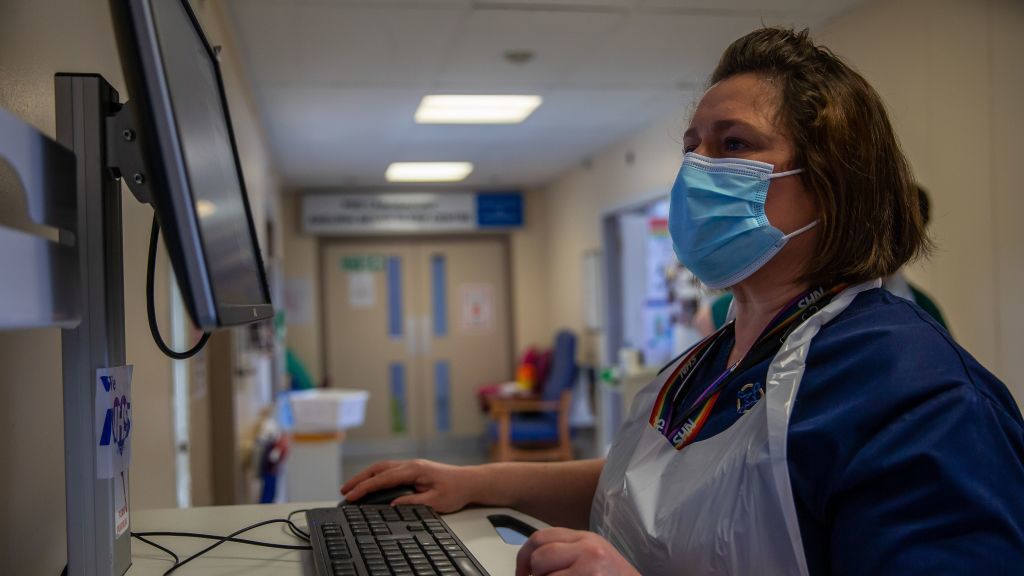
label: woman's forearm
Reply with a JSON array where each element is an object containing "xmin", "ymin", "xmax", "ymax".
[{"xmin": 464, "ymin": 459, "xmax": 605, "ymax": 529}]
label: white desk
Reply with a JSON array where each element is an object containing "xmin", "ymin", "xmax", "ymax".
[{"xmin": 128, "ymin": 502, "xmax": 546, "ymax": 575}]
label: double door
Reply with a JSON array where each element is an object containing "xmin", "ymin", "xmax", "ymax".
[{"xmin": 322, "ymin": 237, "xmax": 512, "ymax": 453}]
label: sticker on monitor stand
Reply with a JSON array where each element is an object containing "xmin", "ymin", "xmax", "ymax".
[
  {"xmin": 96, "ymin": 365, "xmax": 133, "ymax": 480},
  {"xmin": 97, "ymin": 366, "xmax": 133, "ymax": 538}
]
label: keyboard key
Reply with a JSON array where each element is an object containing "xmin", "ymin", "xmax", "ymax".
[
  {"xmin": 332, "ymin": 561, "xmax": 357, "ymax": 576},
  {"xmin": 328, "ymin": 549, "xmax": 351, "ymax": 560},
  {"xmin": 450, "ymin": 557, "xmax": 482, "ymax": 576}
]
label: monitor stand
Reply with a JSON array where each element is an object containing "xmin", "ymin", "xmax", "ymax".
[{"xmin": 55, "ymin": 73, "xmax": 149, "ymax": 576}]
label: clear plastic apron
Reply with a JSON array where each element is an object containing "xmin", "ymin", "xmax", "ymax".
[{"xmin": 591, "ymin": 281, "xmax": 879, "ymax": 576}]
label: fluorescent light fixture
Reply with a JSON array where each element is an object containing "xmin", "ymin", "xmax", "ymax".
[
  {"xmin": 385, "ymin": 162, "xmax": 474, "ymax": 182},
  {"xmin": 415, "ymin": 95, "xmax": 542, "ymax": 124}
]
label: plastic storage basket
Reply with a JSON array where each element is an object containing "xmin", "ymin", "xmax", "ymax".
[{"xmin": 287, "ymin": 389, "xmax": 369, "ymax": 432}]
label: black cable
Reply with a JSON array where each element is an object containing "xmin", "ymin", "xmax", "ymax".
[
  {"xmin": 147, "ymin": 214, "xmax": 210, "ymax": 360},
  {"xmin": 162, "ymin": 518, "xmax": 308, "ymax": 575},
  {"xmin": 286, "ymin": 509, "xmax": 310, "ymax": 541},
  {"xmin": 132, "ymin": 533, "xmax": 181, "ymax": 570},
  {"xmin": 132, "ymin": 530, "xmax": 311, "ymax": 550},
  {"xmin": 65, "ymin": 518, "xmax": 312, "ymax": 575}
]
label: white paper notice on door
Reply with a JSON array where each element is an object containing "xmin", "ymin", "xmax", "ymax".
[
  {"xmin": 285, "ymin": 277, "xmax": 314, "ymax": 326},
  {"xmin": 458, "ymin": 284, "xmax": 494, "ymax": 334},
  {"xmin": 348, "ymin": 272, "xmax": 376, "ymax": 309}
]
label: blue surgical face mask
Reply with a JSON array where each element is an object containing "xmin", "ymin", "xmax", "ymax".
[{"xmin": 668, "ymin": 152, "xmax": 817, "ymax": 289}]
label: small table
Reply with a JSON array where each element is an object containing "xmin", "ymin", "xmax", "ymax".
[{"xmin": 128, "ymin": 502, "xmax": 544, "ymax": 575}]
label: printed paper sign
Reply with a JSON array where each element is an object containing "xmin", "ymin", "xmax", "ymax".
[
  {"xmin": 458, "ymin": 284, "xmax": 494, "ymax": 334},
  {"xmin": 303, "ymin": 193, "xmax": 523, "ymax": 235},
  {"xmin": 348, "ymin": 272, "xmax": 376, "ymax": 309},
  {"xmin": 95, "ymin": 365, "xmax": 133, "ymax": 480},
  {"xmin": 284, "ymin": 277, "xmax": 314, "ymax": 326}
]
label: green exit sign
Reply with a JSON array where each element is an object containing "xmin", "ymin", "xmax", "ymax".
[{"xmin": 341, "ymin": 255, "xmax": 386, "ymax": 272}]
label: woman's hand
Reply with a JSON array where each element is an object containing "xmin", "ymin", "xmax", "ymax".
[
  {"xmin": 515, "ymin": 528, "xmax": 640, "ymax": 576},
  {"xmin": 340, "ymin": 459, "xmax": 481, "ymax": 513}
]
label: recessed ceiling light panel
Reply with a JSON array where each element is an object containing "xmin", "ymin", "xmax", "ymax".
[
  {"xmin": 415, "ymin": 95, "xmax": 542, "ymax": 124},
  {"xmin": 385, "ymin": 162, "xmax": 474, "ymax": 182}
]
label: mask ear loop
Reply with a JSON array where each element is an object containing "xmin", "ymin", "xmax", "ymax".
[
  {"xmin": 763, "ymin": 167, "xmax": 805, "ymax": 180},
  {"xmin": 764, "ymin": 167, "xmax": 817, "ymax": 240},
  {"xmin": 782, "ymin": 219, "xmax": 819, "ymax": 241}
]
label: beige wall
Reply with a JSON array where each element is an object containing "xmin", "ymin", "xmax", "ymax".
[
  {"xmin": 0, "ymin": 0, "xmax": 279, "ymax": 571},
  {"xmin": 818, "ymin": 0, "xmax": 1023, "ymax": 398},
  {"xmin": 282, "ymin": 193, "xmax": 324, "ymax": 384},
  {"xmin": 989, "ymin": 0, "xmax": 1024, "ymax": 407},
  {"xmin": 533, "ymin": 0, "xmax": 1024, "ymax": 407},
  {"xmin": 509, "ymin": 189, "xmax": 551, "ymax": 353}
]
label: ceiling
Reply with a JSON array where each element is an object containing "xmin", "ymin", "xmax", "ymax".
[{"xmin": 223, "ymin": 0, "xmax": 865, "ymax": 190}]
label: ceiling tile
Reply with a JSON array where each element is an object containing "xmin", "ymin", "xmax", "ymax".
[
  {"xmin": 567, "ymin": 12, "xmax": 766, "ymax": 86},
  {"xmin": 438, "ymin": 9, "xmax": 624, "ymax": 85},
  {"xmin": 640, "ymin": 0, "xmax": 806, "ymax": 11},
  {"xmin": 473, "ymin": 0, "xmax": 639, "ymax": 7},
  {"xmin": 296, "ymin": 5, "xmax": 465, "ymax": 86},
  {"xmin": 522, "ymin": 88, "xmax": 688, "ymax": 131},
  {"xmin": 225, "ymin": 0, "xmax": 304, "ymax": 86}
]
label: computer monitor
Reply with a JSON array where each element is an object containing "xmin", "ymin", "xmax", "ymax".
[{"xmin": 108, "ymin": 0, "xmax": 272, "ymax": 329}]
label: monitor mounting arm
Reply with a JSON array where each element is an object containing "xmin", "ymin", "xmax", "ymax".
[{"xmin": 104, "ymin": 101, "xmax": 151, "ymax": 205}]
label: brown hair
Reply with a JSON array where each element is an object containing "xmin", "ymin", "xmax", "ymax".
[{"xmin": 711, "ymin": 27, "xmax": 930, "ymax": 286}]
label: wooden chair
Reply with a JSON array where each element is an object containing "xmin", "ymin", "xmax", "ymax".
[{"xmin": 487, "ymin": 331, "xmax": 577, "ymax": 462}]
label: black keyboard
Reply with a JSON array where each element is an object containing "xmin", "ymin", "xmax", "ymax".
[{"xmin": 306, "ymin": 504, "xmax": 489, "ymax": 576}]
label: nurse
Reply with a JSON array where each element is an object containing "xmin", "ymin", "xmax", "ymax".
[{"xmin": 341, "ymin": 27, "xmax": 1024, "ymax": 575}]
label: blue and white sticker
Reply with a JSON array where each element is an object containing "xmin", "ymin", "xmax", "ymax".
[{"xmin": 96, "ymin": 365, "xmax": 133, "ymax": 480}]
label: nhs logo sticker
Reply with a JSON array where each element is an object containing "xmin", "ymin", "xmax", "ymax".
[{"xmin": 95, "ymin": 365, "xmax": 133, "ymax": 479}]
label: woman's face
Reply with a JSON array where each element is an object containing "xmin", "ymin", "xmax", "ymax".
[{"xmin": 683, "ymin": 73, "xmax": 818, "ymax": 236}]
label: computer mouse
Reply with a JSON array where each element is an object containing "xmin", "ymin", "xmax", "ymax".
[{"xmin": 341, "ymin": 484, "xmax": 418, "ymax": 506}]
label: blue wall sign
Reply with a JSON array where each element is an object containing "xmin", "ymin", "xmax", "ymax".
[{"xmin": 476, "ymin": 193, "xmax": 524, "ymax": 228}]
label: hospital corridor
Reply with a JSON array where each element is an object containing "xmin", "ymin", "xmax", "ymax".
[{"xmin": 1, "ymin": 0, "xmax": 1023, "ymax": 575}]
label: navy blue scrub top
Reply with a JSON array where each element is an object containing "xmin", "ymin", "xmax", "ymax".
[{"xmin": 679, "ymin": 288, "xmax": 1024, "ymax": 575}]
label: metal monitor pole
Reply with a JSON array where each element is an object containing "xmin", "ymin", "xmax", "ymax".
[
  {"xmin": 2, "ymin": 72, "xmax": 144, "ymax": 576},
  {"xmin": 55, "ymin": 72, "xmax": 147, "ymax": 576}
]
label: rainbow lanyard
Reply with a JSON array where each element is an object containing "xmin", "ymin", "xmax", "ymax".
[{"xmin": 649, "ymin": 285, "xmax": 846, "ymax": 451}]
